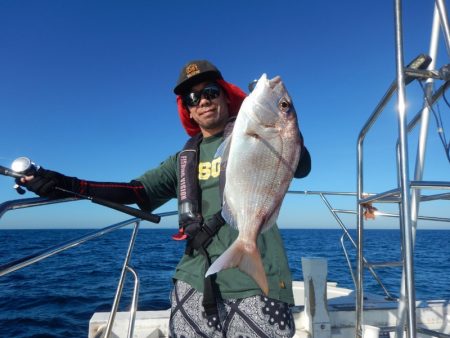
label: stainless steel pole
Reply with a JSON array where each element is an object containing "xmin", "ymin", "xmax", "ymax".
[
  {"xmin": 395, "ymin": 5, "xmax": 440, "ymax": 338},
  {"xmin": 436, "ymin": 0, "xmax": 450, "ymax": 56},
  {"xmin": 104, "ymin": 221, "xmax": 141, "ymax": 338},
  {"xmin": 394, "ymin": 0, "xmax": 417, "ymax": 337}
]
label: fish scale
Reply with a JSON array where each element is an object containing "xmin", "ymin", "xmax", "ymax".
[{"xmin": 205, "ymin": 73, "xmax": 301, "ymax": 295}]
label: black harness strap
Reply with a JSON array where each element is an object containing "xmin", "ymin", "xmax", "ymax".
[
  {"xmin": 188, "ymin": 212, "xmax": 226, "ymax": 251},
  {"xmin": 175, "ymin": 119, "xmax": 235, "ymax": 317},
  {"xmin": 187, "ymin": 212, "xmax": 226, "ymax": 316}
]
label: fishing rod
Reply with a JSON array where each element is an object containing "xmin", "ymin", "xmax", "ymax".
[{"xmin": 0, "ymin": 157, "xmax": 160, "ymax": 224}]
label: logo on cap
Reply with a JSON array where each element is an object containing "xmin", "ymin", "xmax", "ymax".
[{"xmin": 185, "ymin": 64, "xmax": 200, "ymax": 78}]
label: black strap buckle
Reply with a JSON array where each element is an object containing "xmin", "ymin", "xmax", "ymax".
[{"xmin": 188, "ymin": 212, "xmax": 226, "ymax": 251}]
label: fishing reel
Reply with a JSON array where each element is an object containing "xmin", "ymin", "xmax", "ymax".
[
  {"xmin": 10, "ymin": 157, "xmax": 40, "ymax": 195},
  {"xmin": 11, "ymin": 157, "xmax": 39, "ymax": 176}
]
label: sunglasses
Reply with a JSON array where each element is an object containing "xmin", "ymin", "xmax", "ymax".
[{"xmin": 183, "ymin": 83, "xmax": 221, "ymax": 107}]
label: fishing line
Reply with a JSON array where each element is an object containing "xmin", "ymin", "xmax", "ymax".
[{"xmin": 418, "ymin": 80, "xmax": 450, "ymax": 163}]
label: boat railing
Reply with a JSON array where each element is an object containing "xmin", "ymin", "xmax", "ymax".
[
  {"xmin": 355, "ymin": 1, "xmax": 450, "ymax": 337},
  {"xmin": 0, "ymin": 196, "xmax": 177, "ymax": 338},
  {"xmin": 288, "ymin": 189, "xmax": 450, "ymax": 303},
  {"xmin": 288, "ymin": 190, "xmax": 399, "ymax": 300},
  {"xmin": 2, "ymin": 188, "xmax": 450, "ymax": 337}
]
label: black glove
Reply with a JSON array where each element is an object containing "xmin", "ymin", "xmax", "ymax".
[{"xmin": 16, "ymin": 167, "xmax": 77, "ymax": 199}]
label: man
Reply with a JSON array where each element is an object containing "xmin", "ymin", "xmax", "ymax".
[{"xmin": 19, "ymin": 60, "xmax": 311, "ymax": 337}]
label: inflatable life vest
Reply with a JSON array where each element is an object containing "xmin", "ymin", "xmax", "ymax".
[{"xmin": 172, "ymin": 118, "xmax": 235, "ymax": 316}]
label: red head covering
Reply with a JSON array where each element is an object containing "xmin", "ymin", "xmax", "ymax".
[{"xmin": 176, "ymin": 79, "xmax": 247, "ymax": 136}]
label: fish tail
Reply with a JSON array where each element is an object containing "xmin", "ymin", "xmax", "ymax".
[{"xmin": 205, "ymin": 240, "xmax": 269, "ymax": 295}]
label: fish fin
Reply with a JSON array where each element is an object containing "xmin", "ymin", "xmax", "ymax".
[
  {"xmin": 214, "ymin": 132, "xmax": 232, "ymax": 163},
  {"xmin": 221, "ymin": 195, "xmax": 238, "ymax": 229},
  {"xmin": 205, "ymin": 240, "xmax": 269, "ymax": 295}
]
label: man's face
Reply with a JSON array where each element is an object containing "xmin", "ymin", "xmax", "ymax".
[{"xmin": 185, "ymin": 81, "xmax": 230, "ymax": 137}]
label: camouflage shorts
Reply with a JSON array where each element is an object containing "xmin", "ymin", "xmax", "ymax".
[{"xmin": 169, "ymin": 280, "xmax": 295, "ymax": 338}]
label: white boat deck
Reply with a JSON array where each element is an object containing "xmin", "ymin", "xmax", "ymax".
[{"xmin": 88, "ymin": 281, "xmax": 450, "ymax": 338}]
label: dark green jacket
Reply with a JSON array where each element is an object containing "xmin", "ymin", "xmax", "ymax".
[{"xmin": 137, "ymin": 133, "xmax": 295, "ymax": 304}]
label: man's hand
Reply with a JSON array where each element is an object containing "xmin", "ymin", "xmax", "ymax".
[{"xmin": 16, "ymin": 168, "xmax": 71, "ymax": 198}]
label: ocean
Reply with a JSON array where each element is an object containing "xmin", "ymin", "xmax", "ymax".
[{"xmin": 0, "ymin": 228, "xmax": 449, "ymax": 337}]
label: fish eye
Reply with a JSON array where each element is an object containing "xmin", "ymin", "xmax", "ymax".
[{"xmin": 278, "ymin": 98, "xmax": 291, "ymax": 112}]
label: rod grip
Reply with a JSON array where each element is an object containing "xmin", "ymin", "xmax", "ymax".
[
  {"xmin": 90, "ymin": 196, "xmax": 161, "ymax": 224},
  {"xmin": 0, "ymin": 165, "xmax": 23, "ymax": 178}
]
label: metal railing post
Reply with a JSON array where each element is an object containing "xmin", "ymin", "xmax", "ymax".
[
  {"xmin": 104, "ymin": 220, "xmax": 141, "ymax": 338},
  {"xmin": 394, "ymin": 0, "xmax": 417, "ymax": 337}
]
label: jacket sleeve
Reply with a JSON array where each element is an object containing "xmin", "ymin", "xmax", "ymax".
[
  {"xmin": 76, "ymin": 154, "xmax": 178, "ymax": 212},
  {"xmin": 77, "ymin": 179, "xmax": 152, "ymax": 211},
  {"xmin": 135, "ymin": 154, "xmax": 178, "ymax": 211}
]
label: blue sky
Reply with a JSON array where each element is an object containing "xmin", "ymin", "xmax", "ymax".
[{"xmin": 0, "ymin": 1, "xmax": 449, "ymax": 229}]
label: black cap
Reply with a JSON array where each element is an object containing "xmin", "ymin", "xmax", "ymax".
[{"xmin": 173, "ymin": 60, "xmax": 223, "ymax": 95}]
